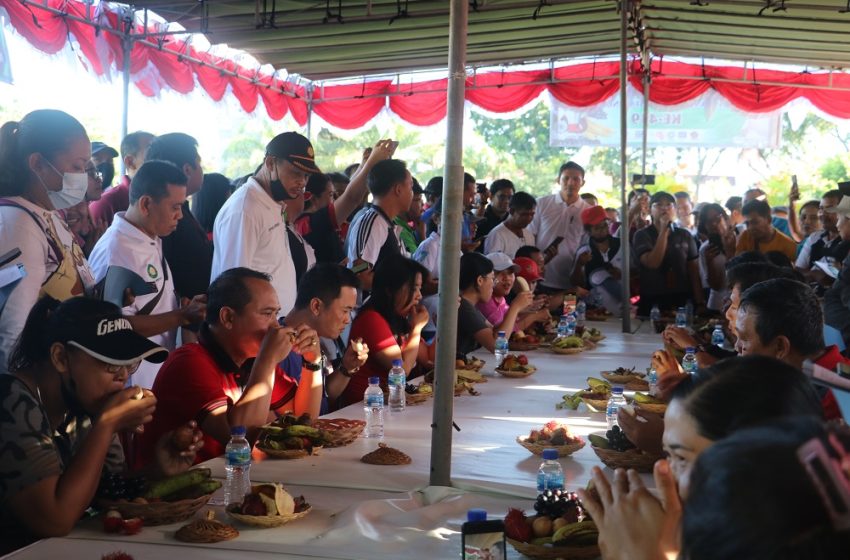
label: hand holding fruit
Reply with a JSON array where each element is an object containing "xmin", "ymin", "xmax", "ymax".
[
  {"xmin": 100, "ymin": 386, "xmax": 156, "ymax": 433},
  {"xmin": 617, "ymin": 407, "xmax": 664, "ymax": 456},
  {"xmin": 410, "ymin": 304, "xmax": 430, "ymax": 330},
  {"xmin": 342, "ymin": 338, "xmax": 369, "ymax": 373},
  {"xmin": 511, "ymin": 290, "xmax": 535, "ymax": 312},
  {"xmin": 662, "ymin": 326, "xmax": 698, "ymax": 352},
  {"xmin": 258, "ymin": 324, "xmax": 297, "ymax": 364},
  {"xmin": 153, "ymin": 420, "xmax": 206, "ymax": 477}
]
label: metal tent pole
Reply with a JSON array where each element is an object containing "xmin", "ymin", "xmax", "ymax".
[
  {"xmin": 619, "ymin": 0, "xmax": 631, "ymax": 333},
  {"xmin": 429, "ymin": 0, "xmax": 467, "ymax": 488},
  {"xmin": 306, "ymin": 84, "xmax": 314, "ymax": 138},
  {"xmin": 641, "ymin": 70, "xmax": 649, "ymax": 179},
  {"xmin": 120, "ymin": 5, "xmax": 133, "ymax": 176}
]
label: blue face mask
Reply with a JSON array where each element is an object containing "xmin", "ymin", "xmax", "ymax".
[{"xmin": 40, "ymin": 160, "xmax": 88, "ymax": 210}]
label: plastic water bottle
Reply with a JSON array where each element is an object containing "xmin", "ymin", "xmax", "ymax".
[
  {"xmin": 675, "ymin": 306, "xmax": 687, "ymax": 328},
  {"xmin": 575, "ymin": 299, "xmax": 586, "ymax": 329},
  {"xmin": 647, "ymin": 367, "xmax": 658, "ymax": 397},
  {"xmin": 364, "ymin": 377, "xmax": 385, "ymax": 438},
  {"xmin": 224, "ymin": 426, "xmax": 251, "ymax": 506},
  {"xmin": 711, "ymin": 325, "xmax": 725, "ymax": 347},
  {"xmin": 566, "ymin": 312, "xmax": 577, "ymax": 336},
  {"xmin": 650, "ymin": 304, "xmax": 661, "ymax": 323},
  {"xmin": 557, "ymin": 315, "xmax": 569, "ymax": 338},
  {"xmin": 494, "ymin": 330, "xmax": 509, "ymax": 367},
  {"xmin": 388, "ymin": 359, "xmax": 406, "ymax": 412},
  {"xmin": 682, "ymin": 347, "xmax": 698, "ymax": 375},
  {"xmin": 536, "ymin": 449, "xmax": 565, "ymax": 493},
  {"xmin": 606, "ymin": 386, "xmax": 627, "ymax": 429}
]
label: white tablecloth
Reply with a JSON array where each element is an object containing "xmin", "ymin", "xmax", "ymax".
[{"xmin": 5, "ymin": 320, "xmax": 663, "ymax": 560}]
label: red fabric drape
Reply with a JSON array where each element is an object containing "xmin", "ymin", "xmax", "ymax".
[{"xmin": 7, "ymin": 0, "xmax": 850, "ymax": 127}]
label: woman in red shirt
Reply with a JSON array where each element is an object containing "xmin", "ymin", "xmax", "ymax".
[{"xmin": 340, "ymin": 254, "xmax": 430, "ymax": 407}]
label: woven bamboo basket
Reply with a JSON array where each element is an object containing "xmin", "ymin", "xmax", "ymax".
[
  {"xmin": 516, "ymin": 436, "xmax": 585, "ymax": 457},
  {"xmin": 600, "ymin": 371, "xmax": 642, "ymax": 385},
  {"xmin": 591, "ymin": 446, "xmax": 661, "ymax": 473},
  {"xmin": 496, "ymin": 366, "xmax": 537, "ymax": 378},
  {"xmin": 405, "ymin": 392, "xmax": 431, "ymax": 405},
  {"xmin": 100, "ymin": 493, "xmax": 213, "ymax": 526},
  {"xmin": 581, "ymin": 397, "xmax": 609, "ymax": 412},
  {"xmin": 635, "ymin": 402, "xmax": 668, "ymax": 415},
  {"xmin": 509, "ymin": 341, "xmax": 540, "ymax": 351},
  {"xmin": 312, "ymin": 419, "xmax": 365, "ymax": 447},
  {"xmin": 551, "ymin": 347, "xmax": 583, "ymax": 355},
  {"xmin": 256, "ymin": 446, "xmax": 316, "ymax": 460},
  {"xmin": 587, "ymin": 334, "xmax": 606, "ymax": 343},
  {"xmin": 507, "ymin": 538, "xmax": 601, "ymax": 559},
  {"xmin": 226, "ymin": 505, "xmax": 311, "ymax": 528}
]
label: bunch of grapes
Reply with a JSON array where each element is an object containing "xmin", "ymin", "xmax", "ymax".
[
  {"xmin": 606, "ymin": 425, "xmax": 636, "ymax": 452},
  {"xmin": 534, "ymin": 489, "xmax": 581, "ymax": 521},
  {"xmin": 405, "ymin": 383, "xmax": 418, "ymax": 395},
  {"xmin": 98, "ymin": 472, "xmax": 148, "ymax": 501}
]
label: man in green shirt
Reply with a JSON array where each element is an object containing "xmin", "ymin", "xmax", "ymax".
[{"xmin": 394, "ymin": 178, "xmax": 424, "ymax": 254}]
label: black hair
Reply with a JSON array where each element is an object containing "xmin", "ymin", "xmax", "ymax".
[
  {"xmin": 206, "ymin": 268, "xmax": 273, "ymax": 325},
  {"xmin": 725, "ymin": 252, "xmax": 769, "ymax": 270},
  {"xmin": 628, "ymin": 188, "xmax": 650, "ymax": 206},
  {"xmin": 674, "ymin": 191, "xmax": 692, "ymax": 202},
  {"xmin": 725, "ymin": 195, "xmax": 743, "ymax": 213},
  {"xmin": 740, "ymin": 278, "xmax": 824, "ymax": 356},
  {"xmin": 725, "ymin": 262, "xmax": 791, "ymax": 291},
  {"xmin": 144, "ymin": 132, "xmax": 200, "ymax": 170},
  {"xmin": 742, "ymin": 199, "xmax": 771, "ymax": 219},
  {"xmin": 8, "ymin": 296, "xmax": 122, "ymax": 372},
  {"xmin": 327, "ymin": 171, "xmax": 349, "ymax": 186},
  {"xmin": 764, "ymin": 250, "xmax": 795, "ymax": 269},
  {"xmin": 509, "ymin": 192, "xmax": 536, "ymax": 211},
  {"xmin": 193, "ymin": 173, "xmax": 232, "ymax": 234},
  {"xmin": 293, "ymin": 263, "xmax": 360, "ymax": 310},
  {"xmin": 424, "ymin": 176, "xmax": 443, "ymax": 197},
  {"xmin": 0, "ymin": 109, "xmax": 88, "ymax": 196},
  {"xmin": 670, "ymin": 355, "xmax": 823, "ymax": 442},
  {"xmin": 488, "ymin": 179, "xmax": 514, "ymax": 196},
  {"xmin": 800, "ymin": 199, "xmax": 822, "ymax": 214},
  {"xmin": 558, "ymin": 161, "xmax": 585, "ymax": 178},
  {"xmin": 130, "ymin": 160, "xmax": 188, "ymax": 204},
  {"xmin": 362, "ymin": 255, "xmax": 428, "ymax": 337},
  {"xmin": 683, "ymin": 418, "xmax": 850, "ymax": 560},
  {"xmin": 515, "ymin": 245, "xmax": 542, "ymax": 259},
  {"xmin": 579, "ymin": 193, "xmax": 598, "ymax": 204},
  {"xmin": 343, "ymin": 163, "xmax": 359, "ymax": 178},
  {"xmin": 463, "ymin": 172, "xmax": 476, "ymax": 186},
  {"xmin": 823, "ymin": 189, "xmax": 842, "ymax": 201},
  {"xmin": 367, "ymin": 159, "xmax": 408, "ymax": 198},
  {"xmin": 696, "ymin": 203, "xmax": 728, "ymax": 237},
  {"xmin": 460, "ymin": 252, "xmax": 495, "ymax": 291},
  {"xmin": 120, "ymin": 131, "xmax": 155, "ymax": 159},
  {"xmin": 412, "ymin": 177, "xmax": 423, "ymax": 196},
  {"xmin": 305, "ymin": 172, "xmax": 332, "ymax": 198}
]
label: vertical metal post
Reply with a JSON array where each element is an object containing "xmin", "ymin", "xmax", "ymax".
[
  {"xmin": 120, "ymin": 22, "xmax": 132, "ymax": 176},
  {"xmin": 429, "ymin": 0, "xmax": 467, "ymax": 488},
  {"xmin": 306, "ymin": 84, "xmax": 314, "ymax": 138},
  {"xmin": 619, "ymin": 0, "xmax": 631, "ymax": 333},
  {"xmin": 641, "ymin": 70, "xmax": 649, "ymax": 178}
]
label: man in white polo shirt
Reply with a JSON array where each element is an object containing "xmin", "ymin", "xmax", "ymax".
[
  {"xmin": 484, "ymin": 191, "xmax": 537, "ymax": 258},
  {"xmin": 211, "ymin": 132, "xmax": 319, "ymax": 316},
  {"xmin": 527, "ymin": 161, "xmax": 591, "ymax": 293},
  {"xmin": 88, "ymin": 160, "xmax": 208, "ymax": 388}
]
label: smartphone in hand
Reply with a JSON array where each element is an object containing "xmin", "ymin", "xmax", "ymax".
[
  {"xmin": 351, "ymin": 259, "xmax": 371, "ymax": 275},
  {"xmin": 462, "ymin": 512, "xmax": 505, "ymax": 560}
]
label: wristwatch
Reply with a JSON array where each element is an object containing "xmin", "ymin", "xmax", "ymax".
[
  {"xmin": 302, "ymin": 355, "xmax": 324, "ymax": 371},
  {"xmin": 338, "ymin": 364, "xmax": 360, "ymax": 378}
]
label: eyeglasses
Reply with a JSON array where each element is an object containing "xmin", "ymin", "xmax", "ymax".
[
  {"xmin": 85, "ymin": 167, "xmax": 103, "ymax": 182},
  {"xmin": 104, "ymin": 360, "xmax": 142, "ymax": 376}
]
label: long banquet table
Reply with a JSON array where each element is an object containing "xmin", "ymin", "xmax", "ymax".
[{"xmin": 3, "ymin": 320, "xmax": 662, "ymax": 560}]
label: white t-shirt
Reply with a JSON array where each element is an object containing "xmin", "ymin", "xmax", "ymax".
[
  {"xmin": 527, "ymin": 194, "xmax": 590, "ymax": 290},
  {"xmin": 344, "ymin": 204, "xmax": 408, "ymax": 268},
  {"xmin": 0, "ymin": 197, "xmax": 96, "ymax": 373},
  {"xmin": 88, "ymin": 213, "xmax": 178, "ymax": 389},
  {"xmin": 484, "ymin": 222, "xmax": 535, "ymax": 258},
  {"xmin": 211, "ymin": 178, "xmax": 297, "ymax": 316},
  {"xmin": 697, "ymin": 239, "xmax": 729, "ymax": 312},
  {"xmin": 412, "ymin": 231, "xmax": 442, "ymax": 279}
]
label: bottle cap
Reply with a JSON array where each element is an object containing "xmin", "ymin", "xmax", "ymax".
[
  {"xmin": 392, "ymin": 359, "xmax": 403, "ymax": 367},
  {"xmin": 231, "ymin": 425, "xmax": 247, "ymax": 436},
  {"xmin": 369, "ymin": 376, "xmax": 380, "ymax": 385},
  {"xmin": 686, "ymin": 347, "xmax": 696, "ymax": 353},
  {"xmin": 467, "ymin": 509, "xmax": 487, "ymax": 522},
  {"xmin": 612, "ymin": 386, "xmax": 624, "ymax": 394},
  {"xmin": 498, "ymin": 330, "xmax": 506, "ymax": 337},
  {"xmin": 542, "ymin": 448, "xmax": 559, "ymax": 460}
]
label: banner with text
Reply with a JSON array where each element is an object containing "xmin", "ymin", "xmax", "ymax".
[{"xmin": 549, "ymin": 89, "xmax": 781, "ymax": 148}]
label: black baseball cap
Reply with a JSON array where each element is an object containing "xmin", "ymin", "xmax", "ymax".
[
  {"xmin": 650, "ymin": 191, "xmax": 675, "ymax": 206},
  {"xmin": 424, "ymin": 176, "xmax": 443, "ymax": 196},
  {"xmin": 66, "ymin": 314, "xmax": 168, "ymax": 365},
  {"xmin": 265, "ymin": 132, "xmax": 321, "ymax": 174},
  {"xmin": 91, "ymin": 141, "xmax": 118, "ymax": 158}
]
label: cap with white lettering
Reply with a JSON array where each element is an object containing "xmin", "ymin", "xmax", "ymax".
[{"xmin": 66, "ymin": 315, "xmax": 168, "ymax": 365}]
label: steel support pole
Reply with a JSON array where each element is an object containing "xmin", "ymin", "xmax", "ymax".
[
  {"xmin": 642, "ymin": 71, "xmax": 649, "ymax": 179},
  {"xmin": 619, "ymin": 0, "xmax": 631, "ymax": 333},
  {"xmin": 306, "ymin": 85, "xmax": 314, "ymax": 138},
  {"xmin": 120, "ymin": 36, "xmax": 131, "ymax": 175},
  {"xmin": 429, "ymin": 0, "xmax": 467, "ymax": 488}
]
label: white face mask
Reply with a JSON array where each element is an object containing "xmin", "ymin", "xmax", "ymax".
[{"xmin": 41, "ymin": 160, "xmax": 88, "ymax": 210}]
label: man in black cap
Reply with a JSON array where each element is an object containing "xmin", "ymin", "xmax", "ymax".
[
  {"xmin": 633, "ymin": 191, "xmax": 704, "ymax": 316},
  {"xmin": 91, "ymin": 141, "xmax": 118, "ymax": 190},
  {"xmin": 211, "ymin": 131, "xmax": 320, "ymax": 317}
]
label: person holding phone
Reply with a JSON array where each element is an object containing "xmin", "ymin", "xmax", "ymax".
[
  {"xmin": 696, "ymin": 203, "xmax": 736, "ymax": 313},
  {"xmin": 571, "ymin": 206, "xmax": 623, "ymax": 315},
  {"xmin": 796, "ymin": 190, "xmax": 850, "ymax": 286}
]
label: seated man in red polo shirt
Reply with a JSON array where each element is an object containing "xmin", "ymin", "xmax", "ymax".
[
  {"xmin": 735, "ymin": 277, "xmax": 846, "ymax": 420},
  {"xmin": 138, "ymin": 267, "xmax": 323, "ymax": 465}
]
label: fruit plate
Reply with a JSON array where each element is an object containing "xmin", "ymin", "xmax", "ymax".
[
  {"xmin": 635, "ymin": 401, "xmax": 668, "ymax": 415},
  {"xmin": 312, "ymin": 418, "xmax": 366, "ymax": 447},
  {"xmin": 99, "ymin": 493, "xmax": 213, "ymax": 526},
  {"xmin": 509, "ymin": 341, "xmax": 540, "ymax": 351},
  {"xmin": 600, "ymin": 371, "xmax": 642, "ymax": 385},
  {"xmin": 496, "ymin": 366, "xmax": 537, "ymax": 378},
  {"xmin": 580, "ymin": 397, "xmax": 609, "ymax": 413},
  {"xmin": 591, "ymin": 445, "xmax": 661, "ymax": 473},
  {"xmin": 507, "ymin": 537, "xmax": 601, "ymax": 560},
  {"xmin": 405, "ymin": 392, "xmax": 431, "ymax": 405},
  {"xmin": 516, "ymin": 436, "xmax": 585, "ymax": 457},
  {"xmin": 226, "ymin": 505, "xmax": 311, "ymax": 528},
  {"xmin": 551, "ymin": 347, "xmax": 583, "ymax": 355},
  {"xmin": 256, "ymin": 446, "xmax": 317, "ymax": 460}
]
